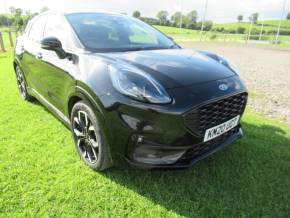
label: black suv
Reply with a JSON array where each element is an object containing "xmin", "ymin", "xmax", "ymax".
[{"xmin": 14, "ymin": 11, "xmax": 247, "ymax": 171}]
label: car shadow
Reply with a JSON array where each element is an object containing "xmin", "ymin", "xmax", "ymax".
[
  {"xmin": 28, "ymin": 100, "xmax": 289, "ymax": 216},
  {"xmin": 100, "ymin": 121, "xmax": 290, "ymax": 216}
]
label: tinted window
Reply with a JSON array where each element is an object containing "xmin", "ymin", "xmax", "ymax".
[
  {"xmin": 65, "ymin": 13, "xmax": 175, "ymax": 52},
  {"xmin": 28, "ymin": 15, "xmax": 47, "ymax": 42}
]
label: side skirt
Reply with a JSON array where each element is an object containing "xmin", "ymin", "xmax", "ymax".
[{"xmin": 30, "ymin": 88, "xmax": 71, "ymax": 128}]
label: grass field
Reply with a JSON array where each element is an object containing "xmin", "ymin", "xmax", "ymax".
[
  {"xmin": 259, "ymin": 20, "xmax": 290, "ymax": 28},
  {"xmin": 213, "ymin": 20, "xmax": 290, "ymax": 32},
  {"xmin": 0, "ymin": 31, "xmax": 16, "ymax": 51},
  {"xmin": 0, "ymin": 49, "xmax": 290, "ymax": 217},
  {"xmin": 155, "ymin": 25, "xmax": 290, "ymax": 47}
]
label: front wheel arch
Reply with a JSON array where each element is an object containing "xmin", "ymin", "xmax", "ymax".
[{"xmin": 67, "ymin": 89, "xmax": 113, "ymax": 164}]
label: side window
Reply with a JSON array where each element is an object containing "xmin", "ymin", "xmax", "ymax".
[
  {"xmin": 44, "ymin": 15, "xmax": 69, "ymax": 48},
  {"xmin": 28, "ymin": 16, "xmax": 47, "ymax": 42}
]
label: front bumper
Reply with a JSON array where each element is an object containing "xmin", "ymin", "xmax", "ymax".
[
  {"xmin": 125, "ymin": 126, "xmax": 243, "ymax": 169},
  {"xmin": 101, "ymin": 76, "xmax": 247, "ymax": 168}
]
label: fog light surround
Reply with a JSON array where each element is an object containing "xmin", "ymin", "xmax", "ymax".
[{"xmin": 133, "ymin": 145, "xmax": 185, "ymax": 165}]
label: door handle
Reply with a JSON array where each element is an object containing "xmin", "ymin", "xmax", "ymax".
[{"xmin": 36, "ymin": 52, "xmax": 43, "ymax": 59}]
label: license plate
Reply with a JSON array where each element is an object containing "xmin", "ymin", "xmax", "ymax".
[{"xmin": 204, "ymin": 115, "xmax": 240, "ymax": 142}]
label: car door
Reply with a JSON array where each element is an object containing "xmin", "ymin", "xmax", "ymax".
[
  {"xmin": 37, "ymin": 14, "xmax": 77, "ymax": 114},
  {"xmin": 19, "ymin": 15, "xmax": 48, "ymax": 93}
]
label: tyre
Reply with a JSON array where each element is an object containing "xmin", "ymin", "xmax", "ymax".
[
  {"xmin": 15, "ymin": 66, "xmax": 33, "ymax": 101},
  {"xmin": 70, "ymin": 101, "xmax": 112, "ymax": 171}
]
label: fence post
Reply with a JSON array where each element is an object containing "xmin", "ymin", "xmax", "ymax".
[
  {"xmin": 0, "ymin": 32, "xmax": 6, "ymax": 52},
  {"xmin": 8, "ymin": 31, "xmax": 14, "ymax": 47}
]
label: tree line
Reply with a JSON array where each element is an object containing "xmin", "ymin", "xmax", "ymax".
[
  {"xmin": 133, "ymin": 10, "xmax": 213, "ymax": 31},
  {"xmin": 0, "ymin": 6, "xmax": 49, "ymax": 30},
  {"xmin": 1, "ymin": 6, "xmax": 290, "ymax": 35},
  {"xmin": 133, "ymin": 10, "xmax": 290, "ymax": 35}
]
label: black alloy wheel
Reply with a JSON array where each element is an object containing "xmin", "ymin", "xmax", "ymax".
[
  {"xmin": 15, "ymin": 66, "xmax": 33, "ymax": 101},
  {"xmin": 71, "ymin": 101, "xmax": 111, "ymax": 171}
]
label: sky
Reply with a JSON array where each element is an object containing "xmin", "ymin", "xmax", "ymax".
[{"xmin": 0, "ymin": 0, "xmax": 289, "ymax": 23}]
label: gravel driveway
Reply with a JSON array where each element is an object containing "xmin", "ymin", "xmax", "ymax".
[{"xmin": 180, "ymin": 42, "xmax": 290, "ymax": 124}]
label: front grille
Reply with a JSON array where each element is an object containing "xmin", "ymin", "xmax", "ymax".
[
  {"xmin": 181, "ymin": 126, "xmax": 240, "ymax": 160},
  {"xmin": 184, "ymin": 92, "xmax": 247, "ymax": 136}
]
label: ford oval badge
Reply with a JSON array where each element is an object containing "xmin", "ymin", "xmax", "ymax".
[{"xmin": 219, "ymin": 84, "xmax": 228, "ymax": 91}]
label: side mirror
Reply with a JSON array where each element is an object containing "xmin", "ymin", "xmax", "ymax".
[{"xmin": 40, "ymin": 37, "xmax": 67, "ymax": 59}]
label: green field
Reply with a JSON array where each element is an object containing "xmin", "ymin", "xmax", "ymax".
[
  {"xmin": 154, "ymin": 25, "xmax": 290, "ymax": 46},
  {"xmin": 213, "ymin": 19, "xmax": 290, "ymax": 32},
  {"xmin": 260, "ymin": 20, "xmax": 290, "ymax": 28},
  {"xmin": 214, "ymin": 22, "xmax": 285, "ymax": 32},
  {"xmin": 1, "ymin": 49, "xmax": 290, "ymax": 217}
]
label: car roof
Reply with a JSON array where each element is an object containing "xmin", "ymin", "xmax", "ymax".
[{"xmin": 40, "ymin": 10, "xmax": 125, "ymax": 17}]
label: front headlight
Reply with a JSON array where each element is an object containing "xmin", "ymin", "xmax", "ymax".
[
  {"xmin": 218, "ymin": 56, "xmax": 239, "ymax": 74},
  {"xmin": 109, "ymin": 65, "xmax": 171, "ymax": 104}
]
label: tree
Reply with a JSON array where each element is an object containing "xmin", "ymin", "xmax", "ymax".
[
  {"xmin": 9, "ymin": 7, "xmax": 22, "ymax": 17},
  {"xmin": 236, "ymin": 26, "xmax": 246, "ymax": 34},
  {"xmin": 157, "ymin": 10, "xmax": 168, "ymax": 25},
  {"xmin": 171, "ymin": 12, "xmax": 183, "ymax": 27},
  {"xmin": 0, "ymin": 15, "xmax": 9, "ymax": 26},
  {"xmin": 287, "ymin": 12, "xmax": 290, "ymax": 20},
  {"xmin": 8, "ymin": 6, "xmax": 23, "ymax": 28},
  {"xmin": 40, "ymin": 6, "xmax": 49, "ymax": 13},
  {"xmin": 132, "ymin": 11, "xmax": 141, "ymax": 18},
  {"xmin": 196, "ymin": 21, "xmax": 213, "ymax": 31},
  {"xmin": 249, "ymin": 13, "xmax": 258, "ymax": 24},
  {"xmin": 203, "ymin": 21, "xmax": 213, "ymax": 31},
  {"xmin": 25, "ymin": 10, "xmax": 32, "ymax": 16},
  {"xmin": 237, "ymin": 14, "xmax": 243, "ymax": 22},
  {"xmin": 15, "ymin": 8, "xmax": 23, "ymax": 17},
  {"xmin": 140, "ymin": 17, "xmax": 159, "ymax": 25},
  {"xmin": 185, "ymin": 10, "xmax": 198, "ymax": 28},
  {"xmin": 9, "ymin": 7, "xmax": 16, "ymax": 15},
  {"xmin": 16, "ymin": 17, "xmax": 24, "ymax": 27}
]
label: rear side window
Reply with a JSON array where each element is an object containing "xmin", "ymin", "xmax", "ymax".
[{"xmin": 28, "ymin": 15, "xmax": 47, "ymax": 42}]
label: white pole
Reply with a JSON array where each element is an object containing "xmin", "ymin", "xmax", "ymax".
[
  {"xmin": 199, "ymin": 0, "xmax": 209, "ymax": 41},
  {"xmin": 259, "ymin": 21, "xmax": 264, "ymax": 41},
  {"xmin": 275, "ymin": 0, "xmax": 288, "ymax": 44}
]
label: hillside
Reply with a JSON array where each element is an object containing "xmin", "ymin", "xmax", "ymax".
[
  {"xmin": 213, "ymin": 20, "xmax": 290, "ymax": 34},
  {"xmin": 261, "ymin": 20, "xmax": 290, "ymax": 28}
]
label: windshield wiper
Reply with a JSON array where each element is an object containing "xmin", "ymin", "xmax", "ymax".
[{"xmin": 123, "ymin": 46, "xmax": 176, "ymax": 52}]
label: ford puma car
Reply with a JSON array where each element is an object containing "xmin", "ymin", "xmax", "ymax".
[{"xmin": 14, "ymin": 11, "xmax": 248, "ymax": 171}]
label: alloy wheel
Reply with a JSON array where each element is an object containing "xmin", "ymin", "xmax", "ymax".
[
  {"xmin": 72, "ymin": 110, "xmax": 100, "ymax": 164},
  {"xmin": 16, "ymin": 67, "xmax": 27, "ymax": 98}
]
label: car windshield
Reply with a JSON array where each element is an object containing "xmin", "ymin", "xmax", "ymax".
[{"xmin": 65, "ymin": 13, "xmax": 177, "ymax": 52}]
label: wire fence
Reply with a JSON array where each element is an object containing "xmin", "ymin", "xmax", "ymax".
[
  {"xmin": 161, "ymin": 30, "xmax": 290, "ymax": 47},
  {"xmin": 197, "ymin": 32, "xmax": 289, "ymax": 45}
]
